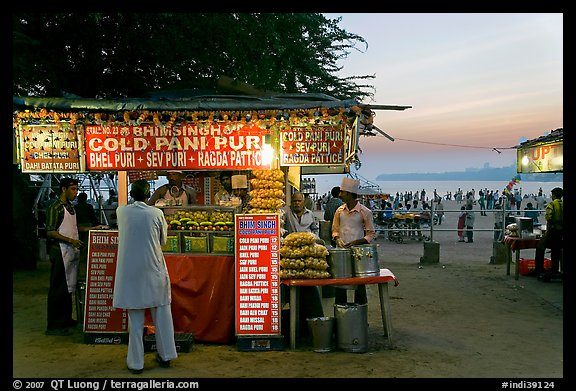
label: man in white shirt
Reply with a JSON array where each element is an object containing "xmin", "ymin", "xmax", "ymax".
[
  {"xmin": 332, "ymin": 177, "xmax": 376, "ymax": 305},
  {"xmin": 214, "ymin": 171, "xmax": 233, "ymax": 205}
]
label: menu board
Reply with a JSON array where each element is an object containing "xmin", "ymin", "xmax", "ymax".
[
  {"xmin": 235, "ymin": 214, "xmax": 281, "ymax": 336},
  {"xmin": 279, "ymin": 125, "xmax": 346, "ymax": 166},
  {"xmin": 18, "ymin": 124, "xmax": 84, "ymax": 173},
  {"xmin": 83, "ymin": 123, "xmax": 269, "ymax": 171},
  {"xmin": 84, "ymin": 230, "xmax": 128, "ymax": 333}
]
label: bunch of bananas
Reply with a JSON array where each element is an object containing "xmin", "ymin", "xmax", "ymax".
[
  {"xmin": 164, "ymin": 209, "xmax": 234, "ymax": 231},
  {"xmin": 165, "ymin": 210, "xmax": 210, "ymax": 224}
]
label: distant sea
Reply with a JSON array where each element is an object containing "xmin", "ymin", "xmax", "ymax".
[{"xmin": 310, "ymin": 176, "xmax": 563, "ymax": 200}]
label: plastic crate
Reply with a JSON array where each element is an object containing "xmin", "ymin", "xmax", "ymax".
[
  {"xmin": 143, "ymin": 333, "xmax": 194, "ymax": 353},
  {"xmin": 518, "ymin": 258, "xmax": 551, "ymax": 276}
]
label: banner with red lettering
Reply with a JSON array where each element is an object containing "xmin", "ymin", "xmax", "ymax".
[
  {"xmin": 84, "ymin": 122, "xmax": 270, "ymax": 171},
  {"xmin": 280, "ymin": 125, "xmax": 346, "ymax": 166}
]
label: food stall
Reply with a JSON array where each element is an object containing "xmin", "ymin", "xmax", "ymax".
[
  {"xmin": 13, "ymin": 92, "xmax": 411, "ymax": 346},
  {"xmin": 500, "ymin": 128, "xmax": 563, "ymax": 280}
]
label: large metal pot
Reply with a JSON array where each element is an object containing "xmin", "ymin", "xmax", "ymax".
[
  {"xmin": 334, "ymin": 303, "xmax": 368, "ymax": 353},
  {"xmin": 327, "ymin": 248, "xmax": 353, "ymax": 279},
  {"xmin": 351, "ymin": 244, "xmax": 380, "ymax": 276}
]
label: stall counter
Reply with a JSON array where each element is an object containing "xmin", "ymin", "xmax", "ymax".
[{"xmin": 146, "ymin": 254, "xmax": 235, "ymax": 344}]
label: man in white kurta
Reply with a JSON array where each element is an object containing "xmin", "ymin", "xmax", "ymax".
[{"xmin": 113, "ymin": 180, "xmax": 177, "ymax": 374}]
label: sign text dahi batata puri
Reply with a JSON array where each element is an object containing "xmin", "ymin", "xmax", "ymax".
[{"xmin": 19, "ymin": 124, "xmax": 84, "ymax": 173}]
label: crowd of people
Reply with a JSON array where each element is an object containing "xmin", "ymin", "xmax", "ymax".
[{"xmin": 309, "ymin": 185, "xmax": 548, "ymax": 214}]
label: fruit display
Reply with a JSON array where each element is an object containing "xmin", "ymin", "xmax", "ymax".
[
  {"xmin": 248, "ymin": 169, "xmax": 285, "ymax": 214},
  {"xmin": 159, "ymin": 205, "xmax": 238, "ymax": 254},
  {"xmin": 164, "ymin": 208, "xmax": 234, "ymax": 231},
  {"xmin": 279, "ymin": 232, "xmax": 330, "ymax": 279}
]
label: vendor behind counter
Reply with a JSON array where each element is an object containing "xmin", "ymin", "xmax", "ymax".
[
  {"xmin": 231, "ymin": 174, "xmax": 249, "ymax": 212},
  {"xmin": 148, "ymin": 171, "xmax": 197, "ymax": 207}
]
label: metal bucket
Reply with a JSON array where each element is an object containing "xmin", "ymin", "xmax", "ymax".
[
  {"xmin": 327, "ymin": 248, "xmax": 353, "ymax": 279},
  {"xmin": 351, "ymin": 244, "xmax": 380, "ymax": 276},
  {"xmin": 334, "ymin": 303, "xmax": 368, "ymax": 353},
  {"xmin": 307, "ymin": 317, "xmax": 335, "ymax": 352}
]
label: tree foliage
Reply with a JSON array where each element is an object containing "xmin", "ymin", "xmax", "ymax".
[{"xmin": 13, "ymin": 13, "xmax": 375, "ymax": 101}]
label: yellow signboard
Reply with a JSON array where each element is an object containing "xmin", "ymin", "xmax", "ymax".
[
  {"xmin": 17, "ymin": 124, "xmax": 85, "ymax": 173},
  {"xmin": 517, "ymin": 140, "xmax": 563, "ymax": 173}
]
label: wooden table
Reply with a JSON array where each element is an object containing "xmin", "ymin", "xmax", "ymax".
[
  {"xmin": 281, "ymin": 269, "xmax": 399, "ymax": 350},
  {"xmin": 502, "ymin": 236, "xmax": 541, "ymax": 280}
]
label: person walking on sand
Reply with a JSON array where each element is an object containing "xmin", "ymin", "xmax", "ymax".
[
  {"xmin": 465, "ymin": 204, "xmax": 475, "ymax": 243},
  {"xmin": 457, "ymin": 206, "xmax": 466, "ymax": 242},
  {"xmin": 435, "ymin": 198, "xmax": 445, "ymax": 225},
  {"xmin": 478, "ymin": 189, "xmax": 487, "ymax": 216}
]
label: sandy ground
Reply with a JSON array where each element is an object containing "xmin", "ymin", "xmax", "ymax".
[{"xmin": 12, "ymin": 200, "xmax": 564, "ymax": 385}]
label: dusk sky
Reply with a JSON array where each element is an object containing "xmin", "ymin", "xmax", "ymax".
[{"xmin": 324, "ymin": 13, "xmax": 563, "ymax": 178}]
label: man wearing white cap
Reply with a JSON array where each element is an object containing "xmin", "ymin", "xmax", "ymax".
[
  {"xmin": 332, "ymin": 177, "xmax": 376, "ymax": 305},
  {"xmin": 231, "ymin": 174, "xmax": 249, "ymax": 211},
  {"xmin": 147, "ymin": 171, "xmax": 197, "ymax": 207}
]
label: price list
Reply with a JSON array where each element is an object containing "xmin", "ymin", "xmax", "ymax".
[
  {"xmin": 235, "ymin": 214, "xmax": 281, "ymax": 336},
  {"xmin": 83, "ymin": 230, "xmax": 128, "ymax": 333}
]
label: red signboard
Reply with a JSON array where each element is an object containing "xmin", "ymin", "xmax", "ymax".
[
  {"xmin": 235, "ymin": 214, "xmax": 281, "ymax": 336},
  {"xmin": 84, "ymin": 122, "xmax": 270, "ymax": 171},
  {"xmin": 280, "ymin": 125, "xmax": 346, "ymax": 166},
  {"xmin": 18, "ymin": 124, "xmax": 84, "ymax": 173},
  {"xmin": 84, "ymin": 230, "xmax": 128, "ymax": 333},
  {"xmin": 127, "ymin": 171, "xmax": 159, "ymax": 183}
]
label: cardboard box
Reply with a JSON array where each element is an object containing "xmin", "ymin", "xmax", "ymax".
[
  {"xmin": 518, "ymin": 258, "xmax": 551, "ymax": 276},
  {"xmin": 144, "ymin": 333, "xmax": 194, "ymax": 353}
]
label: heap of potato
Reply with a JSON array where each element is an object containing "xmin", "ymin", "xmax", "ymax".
[
  {"xmin": 279, "ymin": 231, "xmax": 330, "ymax": 279},
  {"xmin": 248, "ymin": 169, "xmax": 285, "ymax": 214}
]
